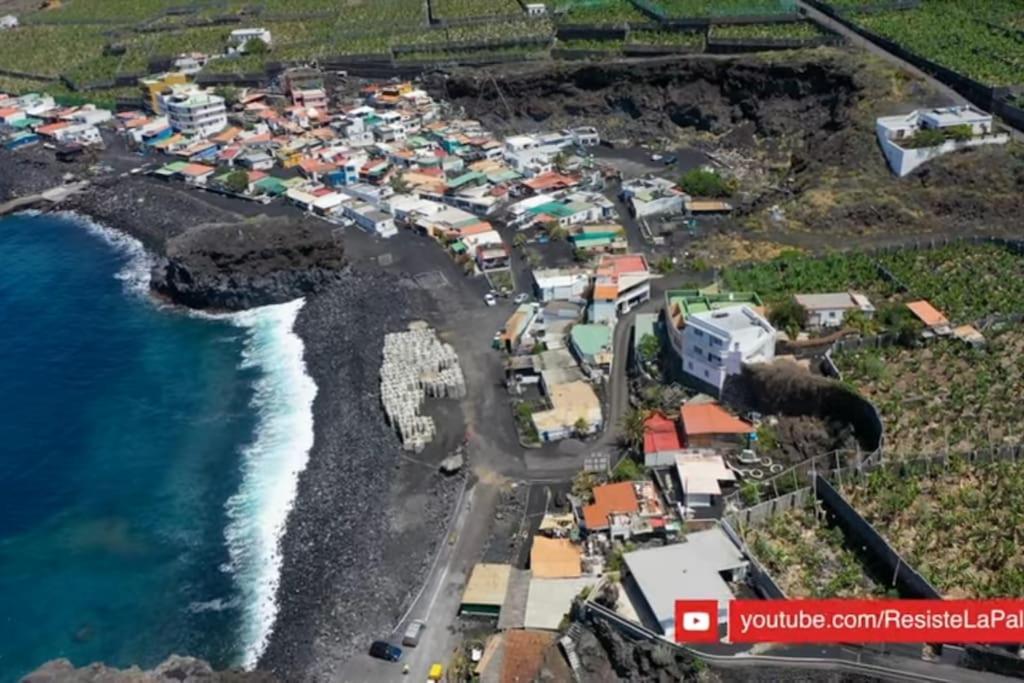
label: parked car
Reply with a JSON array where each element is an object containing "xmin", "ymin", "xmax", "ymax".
[
  {"xmin": 369, "ymin": 640, "xmax": 402, "ymax": 662},
  {"xmin": 402, "ymin": 619, "xmax": 425, "ymax": 647},
  {"xmin": 663, "ymin": 154, "xmax": 677, "ymax": 165},
  {"xmin": 513, "ymin": 293, "xmax": 529, "ymax": 305},
  {"xmin": 428, "ymin": 663, "xmax": 444, "ymax": 681},
  {"xmin": 650, "ymin": 153, "xmax": 663, "ymax": 161},
  {"xmin": 484, "ymin": 292, "xmax": 497, "ymax": 306}
]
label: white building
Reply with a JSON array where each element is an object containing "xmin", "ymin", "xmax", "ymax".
[
  {"xmin": 228, "ymin": 28, "xmax": 272, "ymax": 51},
  {"xmin": 0, "ymin": 14, "xmax": 18, "ymax": 29},
  {"xmin": 161, "ymin": 86, "xmax": 227, "ymax": 137},
  {"xmin": 675, "ymin": 453, "xmax": 736, "ymax": 510},
  {"xmin": 794, "ymin": 291, "xmax": 875, "ymax": 329},
  {"xmin": 532, "ymin": 268, "xmax": 590, "ymax": 302},
  {"xmin": 875, "ymin": 105, "xmax": 1009, "ymax": 177},
  {"xmin": 681, "ymin": 305, "xmax": 775, "ymax": 393},
  {"xmin": 70, "ymin": 106, "xmax": 113, "ymax": 126},
  {"xmin": 621, "ymin": 177, "xmax": 686, "ymax": 218},
  {"xmin": 525, "ymin": 3, "xmax": 547, "ymax": 16},
  {"xmin": 53, "ymin": 124, "xmax": 102, "ymax": 147},
  {"xmin": 344, "ymin": 202, "xmax": 397, "ymax": 238}
]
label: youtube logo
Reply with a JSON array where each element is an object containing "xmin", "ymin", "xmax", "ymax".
[{"xmin": 674, "ymin": 600, "xmax": 720, "ymax": 643}]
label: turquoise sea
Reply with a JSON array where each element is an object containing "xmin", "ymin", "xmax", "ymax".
[{"xmin": 0, "ymin": 213, "xmax": 315, "ymax": 679}]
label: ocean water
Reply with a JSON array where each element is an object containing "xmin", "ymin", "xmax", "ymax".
[{"xmin": 0, "ymin": 213, "xmax": 315, "ymax": 679}]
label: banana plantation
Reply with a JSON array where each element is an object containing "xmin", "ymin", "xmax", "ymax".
[
  {"xmin": 843, "ymin": 458, "xmax": 1024, "ymax": 598},
  {"xmin": 836, "ymin": 327, "xmax": 1024, "ymax": 457},
  {"xmin": 743, "ymin": 506, "xmax": 886, "ymax": 597},
  {"xmin": 722, "ymin": 242, "xmax": 1024, "ymax": 325}
]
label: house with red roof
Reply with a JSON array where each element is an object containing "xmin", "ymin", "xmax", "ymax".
[{"xmin": 643, "ymin": 412, "xmax": 685, "ymax": 467}]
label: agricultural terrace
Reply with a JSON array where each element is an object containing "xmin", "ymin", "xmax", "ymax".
[
  {"xmin": 722, "ymin": 243, "xmax": 1024, "ymax": 324},
  {"xmin": 560, "ymin": 0, "xmax": 648, "ymax": 24},
  {"xmin": 744, "ymin": 506, "xmax": 886, "ymax": 597},
  {"xmin": 709, "ymin": 21, "xmax": 822, "ymax": 40},
  {"xmin": 651, "ymin": 0, "xmax": 796, "ymax": 17},
  {"xmin": 843, "ymin": 458, "xmax": 1024, "ymax": 597},
  {"xmin": 835, "ymin": 327, "xmax": 1024, "ymax": 457},
  {"xmin": 852, "ymin": 0, "xmax": 1024, "ymax": 87},
  {"xmin": 434, "ymin": 0, "xmax": 524, "ymax": 18}
]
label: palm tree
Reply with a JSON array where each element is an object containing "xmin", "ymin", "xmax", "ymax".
[{"xmin": 619, "ymin": 407, "xmax": 649, "ymax": 454}]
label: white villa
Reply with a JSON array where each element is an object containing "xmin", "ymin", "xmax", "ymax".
[
  {"xmin": 681, "ymin": 305, "xmax": 775, "ymax": 394},
  {"xmin": 876, "ymin": 105, "xmax": 1009, "ymax": 177}
]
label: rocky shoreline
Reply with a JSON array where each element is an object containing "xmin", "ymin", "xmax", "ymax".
[
  {"xmin": 259, "ymin": 271, "xmax": 466, "ymax": 680},
  {"xmin": 2, "ymin": 148, "xmax": 465, "ymax": 680}
]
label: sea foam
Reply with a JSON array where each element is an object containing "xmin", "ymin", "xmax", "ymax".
[
  {"xmin": 51, "ymin": 211, "xmax": 156, "ymax": 295},
  {"xmin": 221, "ymin": 299, "xmax": 317, "ymax": 669}
]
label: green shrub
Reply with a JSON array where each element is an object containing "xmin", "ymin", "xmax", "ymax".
[{"xmin": 678, "ymin": 168, "xmax": 734, "ymax": 198}]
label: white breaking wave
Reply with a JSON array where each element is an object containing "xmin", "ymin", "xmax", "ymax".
[
  {"xmin": 52, "ymin": 211, "xmax": 156, "ymax": 296},
  {"xmin": 221, "ymin": 299, "xmax": 317, "ymax": 669},
  {"xmin": 54, "ymin": 211, "xmax": 317, "ymax": 668}
]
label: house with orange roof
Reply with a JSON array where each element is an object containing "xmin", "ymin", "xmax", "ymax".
[
  {"xmin": 582, "ymin": 481, "xmax": 639, "ymax": 536},
  {"xmin": 590, "ymin": 253, "xmax": 651, "ymax": 325},
  {"xmin": 680, "ymin": 401, "xmax": 753, "ymax": 450},
  {"xmin": 178, "ymin": 163, "xmax": 216, "ymax": 186},
  {"xmin": 0, "ymin": 106, "xmax": 26, "ymax": 127},
  {"xmin": 298, "ymin": 156, "xmax": 338, "ymax": 182},
  {"xmin": 35, "ymin": 121, "xmax": 69, "ymax": 137}
]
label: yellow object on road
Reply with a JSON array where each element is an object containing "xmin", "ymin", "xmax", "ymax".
[{"xmin": 428, "ymin": 662, "xmax": 443, "ymax": 681}]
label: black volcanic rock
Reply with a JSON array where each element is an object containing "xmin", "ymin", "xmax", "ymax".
[
  {"xmin": 22, "ymin": 656, "xmax": 276, "ymax": 682},
  {"xmin": 150, "ymin": 217, "xmax": 347, "ymax": 310}
]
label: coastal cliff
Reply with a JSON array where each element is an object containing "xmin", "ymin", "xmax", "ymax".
[
  {"xmin": 22, "ymin": 656, "xmax": 276, "ymax": 682},
  {"xmin": 150, "ymin": 217, "xmax": 346, "ymax": 311},
  {"xmin": 0, "ymin": 146, "xmax": 348, "ymax": 311}
]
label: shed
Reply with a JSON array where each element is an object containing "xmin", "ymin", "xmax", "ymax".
[
  {"xmin": 529, "ymin": 537, "xmax": 582, "ymax": 579},
  {"xmin": 906, "ymin": 299, "xmax": 950, "ymax": 329},
  {"xmin": 460, "ymin": 563, "xmax": 512, "ymax": 617},
  {"xmin": 524, "ymin": 577, "xmax": 597, "ymax": 630}
]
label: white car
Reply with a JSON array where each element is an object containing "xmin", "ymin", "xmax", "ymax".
[
  {"xmin": 650, "ymin": 153, "xmax": 663, "ymax": 162},
  {"xmin": 484, "ymin": 293, "xmax": 497, "ymax": 306},
  {"xmin": 513, "ymin": 293, "xmax": 529, "ymax": 304}
]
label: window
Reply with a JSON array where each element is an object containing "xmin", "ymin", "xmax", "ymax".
[
  {"xmin": 709, "ymin": 336, "xmax": 722, "ymax": 347},
  {"xmin": 829, "ymin": 311, "xmax": 837, "ymax": 318},
  {"xmin": 693, "ymin": 329, "xmax": 704, "ymax": 338},
  {"xmin": 704, "ymin": 370, "xmax": 710, "ymax": 378},
  {"xmin": 687, "ymin": 361, "xmax": 694, "ymax": 370}
]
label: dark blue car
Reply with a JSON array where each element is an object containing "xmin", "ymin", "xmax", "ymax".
[{"xmin": 369, "ymin": 640, "xmax": 402, "ymax": 662}]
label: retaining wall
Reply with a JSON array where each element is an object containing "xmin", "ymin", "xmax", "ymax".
[{"xmin": 814, "ymin": 474, "xmax": 942, "ymax": 599}]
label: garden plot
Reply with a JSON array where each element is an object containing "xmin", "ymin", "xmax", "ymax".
[
  {"xmin": 434, "ymin": 0, "xmax": 523, "ymax": 18},
  {"xmin": 744, "ymin": 506, "xmax": 886, "ymax": 598},
  {"xmin": 843, "ymin": 459, "xmax": 1024, "ymax": 598},
  {"xmin": 709, "ymin": 21, "xmax": 822, "ymax": 40},
  {"xmin": 836, "ymin": 328, "xmax": 1024, "ymax": 456},
  {"xmin": 560, "ymin": 0, "xmax": 648, "ymax": 24},
  {"xmin": 652, "ymin": 0, "xmax": 795, "ymax": 17}
]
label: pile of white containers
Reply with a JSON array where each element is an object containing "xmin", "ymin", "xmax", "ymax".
[{"xmin": 380, "ymin": 321, "xmax": 466, "ymax": 452}]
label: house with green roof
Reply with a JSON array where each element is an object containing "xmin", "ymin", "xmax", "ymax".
[
  {"xmin": 664, "ymin": 288, "xmax": 763, "ymax": 359},
  {"xmin": 570, "ymin": 323, "xmax": 614, "ymax": 370}
]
